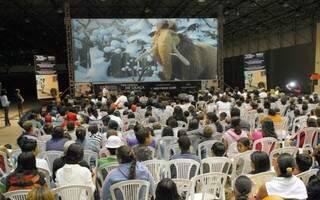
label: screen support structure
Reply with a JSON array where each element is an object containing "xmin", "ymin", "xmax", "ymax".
[
  {"xmin": 64, "ymin": 0, "xmax": 75, "ymax": 96},
  {"xmin": 217, "ymin": 5, "xmax": 224, "ymax": 90}
]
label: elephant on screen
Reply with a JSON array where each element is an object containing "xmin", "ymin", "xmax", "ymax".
[{"xmin": 152, "ymin": 20, "xmax": 217, "ymax": 80}]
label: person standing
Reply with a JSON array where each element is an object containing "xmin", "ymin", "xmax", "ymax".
[
  {"xmin": 1, "ymin": 89, "xmax": 10, "ymax": 127},
  {"xmin": 15, "ymin": 89, "xmax": 24, "ymax": 118}
]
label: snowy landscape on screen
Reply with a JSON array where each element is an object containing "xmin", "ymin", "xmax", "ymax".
[{"xmin": 72, "ymin": 18, "xmax": 218, "ymax": 83}]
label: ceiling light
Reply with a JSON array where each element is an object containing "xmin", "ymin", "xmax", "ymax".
[{"xmin": 56, "ymin": 8, "xmax": 63, "ymax": 14}]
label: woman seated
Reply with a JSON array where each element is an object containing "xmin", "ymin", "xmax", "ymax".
[
  {"xmin": 230, "ymin": 175, "xmax": 255, "ymax": 200},
  {"xmin": 155, "ymin": 178, "xmax": 180, "ymax": 200},
  {"xmin": 256, "ymin": 153, "xmax": 307, "ymax": 200},
  {"xmin": 55, "ymin": 143, "xmax": 95, "ymax": 194},
  {"xmin": 249, "ymin": 151, "xmax": 270, "ymax": 175},
  {"xmin": 102, "ymin": 145, "xmax": 155, "ymax": 200},
  {"xmin": 5, "ymin": 152, "xmax": 46, "ymax": 192}
]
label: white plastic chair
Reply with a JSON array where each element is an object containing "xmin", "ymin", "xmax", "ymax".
[
  {"xmin": 157, "ymin": 136, "xmax": 178, "ymax": 160},
  {"xmin": 197, "ymin": 140, "xmax": 221, "ymax": 159},
  {"xmin": 38, "ymin": 134, "xmax": 52, "ymax": 142},
  {"xmin": 249, "ymin": 171, "xmax": 276, "ymax": 195},
  {"xmin": 190, "ymin": 172, "xmax": 228, "ymax": 200},
  {"xmin": 97, "ymin": 162, "xmax": 119, "ymax": 186},
  {"xmin": 142, "ymin": 160, "xmax": 170, "ymax": 184},
  {"xmin": 38, "ymin": 167, "xmax": 51, "ymax": 188},
  {"xmin": 231, "ymin": 150, "xmax": 254, "ymax": 177},
  {"xmin": 177, "ymin": 121, "xmax": 187, "ymax": 128},
  {"xmin": 167, "ymin": 143, "xmax": 180, "ymax": 158},
  {"xmin": 3, "ymin": 190, "xmax": 30, "ymax": 200},
  {"xmin": 269, "ymin": 147, "xmax": 299, "ymax": 165},
  {"xmin": 297, "ymin": 169, "xmax": 318, "ymax": 185},
  {"xmin": 253, "ymin": 137, "xmax": 278, "ymax": 154},
  {"xmin": 38, "ymin": 150, "xmax": 63, "ymax": 172},
  {"xmin": 291, "ymin": 115, "xmax": 308, "ymax": 135},
  {"xmin": 201, "ymin": 157, "xmax": 232, "ymax": 174},
  {"xmin": 110, "ymin": 180, "xmax": 150, "ymax": 200},
  {"xmin": 52, "ymin": 184, "xmax": 93, "ymax": 200},
  {"xmin": 169, "ymin": 159, "xmax": 200, "ymax": 179},
  {"xmin": 83, "ymin": 150, "xmax": 98, "ymax": 166},
  {"xmin": 172, "ymin": 179, "xmax": 192, "ymax": 200},
  {"xmin": 10, "ymin": 149, "xmax": 22, "ymax": 169},
  {"xmin": 37, "ymin": 140, "xmax": 47, "ymax": 154},
  {"xmin": 0, "ymin": 151, "xmax": 10, "ymax": 173},
  {"xmin": 294, "ymin": 127, "xmax": 319, "ymax": 148}
]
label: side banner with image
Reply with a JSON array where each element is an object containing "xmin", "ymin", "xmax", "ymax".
[
  {"xmin": 244, "ymin": 53, "xmax": 267, "ymax": 90},
  {"xmin": 36, "ymin": 75, "xmax": 60, "ymax": 99}
]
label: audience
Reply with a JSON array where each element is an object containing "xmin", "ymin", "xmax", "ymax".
[
  {"xmin": 155, "ymin": 178, "xmax": 180, "ymax": 200},
  {"xmin": 250, "ymin": 151, "xmax": 271, "ymax": 175},
  {"xmin": 293, "ymin": 153, "xmax": 313, "ymax": 175},
  {"xmin": 231, "ymin": 175, "xmax": 254, "ymax": 200},
  {"xmin": 133, "ymin": 127, "xmax": 154, "ymax": 161},
  {"xmin": 46, "ymin": 126, "xmax": 68, "ymax": 151}
]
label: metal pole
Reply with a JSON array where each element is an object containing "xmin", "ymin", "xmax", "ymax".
[
  {"xmin": 217, "ymin": 4, "xmax": 224, "ymax": 90},
  {"xmin": 64, "ymin": 0, "xmax": 75, "ymax": 96}
]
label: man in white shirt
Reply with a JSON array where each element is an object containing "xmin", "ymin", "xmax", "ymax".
[{"xmin": 1, "ymin": 89, "xmax": 11, "ymax": 126}]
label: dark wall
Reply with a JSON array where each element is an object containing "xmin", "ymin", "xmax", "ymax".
[
  {"xmin": 265, "ymin": 43, "xmax": 315, "ymax": 93},
  {"xmin": 223, "ymin": 55, "xmax": 245, "ymax": 90}
]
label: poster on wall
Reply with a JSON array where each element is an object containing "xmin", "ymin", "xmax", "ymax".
[
  {"xmin": 36, "ymin": 75, "xmax": 59, "ymax": 99},
  {"xmin": 72, "ymin": 18, "xmax": 218, "ymax": 83},
  {"xmin": 244, "ymin": 52, "xmax": 267, "ymax": 90},
  {"xmin": 34, "ymin": 55, "xmax": 56, "ymax": 75},
  {"xmin": 75, "ymin": 82, "xmax": 92, "ymax": 97}
]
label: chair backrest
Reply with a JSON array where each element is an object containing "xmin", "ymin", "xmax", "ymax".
[
  {"xmin": 295, "ymin": 127, "xmax": 319, "ymax": 148},
  {"xmin": 37, "ymin": 141, "xmax": 47, "ymax": 154},
  {"xmin": 38, "ymin": 150, "xmax": 63, "ymax": 172},
  {"xmin": 3, "ymin": 190, "xmax": 30, "ymax": 200},
  {"xmin": 269, "ymin": 147, "xmax": 299, "ymax": 165},
  {"xmin": 0, "ymin": 151, "xmax": 10, "ymax": 173},
  {"xmin": 110, "ymin": 180, "xmax": 150, "ymax": 200},
  {"xmin": 141, "ymin": 160, "xmax": 170, "ymax": 184},
  {"xmin": 172, "ymin": 179, "xmax": 192, "ymax": 200},
  {"xmin": 10, "ymin": 149, "xmax": 22, "ymax": 169},
  {"xmin": 297, "ymin": 169, "xmax": 318, "ymax": 185},
  {"xmin": 232, "ymin": 150, "xmax": 254, "ymax": 176},
  {"xmin": 197, "ymin": 140, "xmax": 221, "ymax": 159},
  {"xmin": 38, "ymin": 167, "xmax": 51, "ymax": 188},
  {"xmin": 167, "ymin": 143, "xmax": 180, "ymax": 158},
  {"xmin": 157, "ymin": 136, "xmax": 178, "ymax": 160},
  {"xmin": 253, "ymin": 137, "xmax": 278, "ymax": 154},
  {"xmin": 249, "ymin": 171, "xmax": 276, "ymax": 195},
  {"xmin": 52, "ymin": 184, "xmax": 93, "ymax": 200},
  {"xmin": 190, "ymin": 172, "xmax": 228, "ymax": 200},
  {"xmin": 201, "ymin": 157, "xmax": 232, "ymax": 174},
  {"xmin": 168, "ymin": 159, "xmax": 200, "ymax": 179},
  {"xmin": 83, "ymin": 150, "xmax": 98, "ymax": 166},
  {"xmin": 38, "ymin": 134, "xmax": 52, "ymax": 142},
  {"xmin": 97, "ymin": 162, "xmax": 119, "ymax": 186},
  {"xmin": 177, "ymin": 121, "xmax": 187, "ymax": 128},
  {"xmin": 291, "ymin": 115, "xmax": 308, "ymax": 135}
]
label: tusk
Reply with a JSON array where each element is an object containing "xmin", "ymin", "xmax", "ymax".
[
  {"xmin": 171, "ymin": 44, "xmax": 190, "ymax": 66},
  {"xmin": 135, "ymin": 47, "xmax": 154, "ymax": 62}
]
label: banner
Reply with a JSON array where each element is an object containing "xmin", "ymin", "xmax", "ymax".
[
  {"xmin": 34, "ymin": 55, "xmax": 56, "ymax": 75},
  {"xmin": 244, "ymin": 53, "xmax": 267, "ymax": 90},
  {"xmin": 35, "ymin": 75, "xmax": 59, "ymax": 99}
]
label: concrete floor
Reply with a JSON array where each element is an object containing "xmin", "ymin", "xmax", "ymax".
[{"xmin": 0, "ymin": 103, "xmax": 35, "ymax": 148}]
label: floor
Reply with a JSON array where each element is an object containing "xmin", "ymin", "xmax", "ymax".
[{"xmin": 0, "ymin": 103, "xmax": 36, "ymax": 148}]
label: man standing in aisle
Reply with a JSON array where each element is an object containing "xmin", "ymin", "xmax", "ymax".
[{"xmin": 1, "ymin": 89, "xmax": 11, "ymax": 127}]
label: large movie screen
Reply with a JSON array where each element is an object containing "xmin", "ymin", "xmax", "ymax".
[{"xmin": 72, "ymin": 18, "xmax": 218, "ymax": 83}]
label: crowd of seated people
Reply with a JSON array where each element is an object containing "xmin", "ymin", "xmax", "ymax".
[{"xmin": 0, "ymin": 87, "xmax": 319, "ymax": 200}]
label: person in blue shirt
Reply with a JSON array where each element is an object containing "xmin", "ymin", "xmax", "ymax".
[{"xmin": 101, "ymin": 145, "xmax": 155, "ymax": 200}]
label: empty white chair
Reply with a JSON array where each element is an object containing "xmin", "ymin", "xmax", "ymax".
[
  {"xmin": 297, "ymin": 169, "xmax": 318, "ymax": 185},
  {"xmin": 169, "ymin": 159, "xmax": 200, "ymax": 179},
  {"xmin": 232, "ymin": 150, "xmax": 253, "ymax": 177},
  {"xmin": 53, "ymin": 184, "xmax": 93, "ymax": 200},
  {"xmin": 249, "ymin": 171, "xmax": 276, "ymax": 195},
  {"xmin": 0, "ymin": 151, "xmax": 10, "ymax": 173},
  {"xmin": 190, "ymin": 172, "xmax": 228, "ymax": 200},
  {"xmin": 141, "ymin": 160, "xmax": 170, "ymax": 184},
  {"xmin": 38, "ymin": 150, "xmax": 63, "ymax": 172},
  {"xmin": 3, "ymin": 190, "xmax": 30, "ymax": 200},
  {"xmin": 269, "ymin": 147, "xmax": 299, "ymax": 165},
  {"xmin": 172, "ymin": 179, "xmax": 192, "ymax": 200},
  {"xmin": 253, "ymin": 137, "xmax": 278, "ymax": 154},
  {"xmin": 157, "ymin": 136, "xmax": 178, "ymax": 160},
  {"xmin": 201, "ymin": 157, "xmax": 232, "ymax": 174},
  {"xmin": 197, "ymin": 140, "xmax": 220, "ymax": 159},
  {"xmin": 110, "ymin": 180, "xmax": 150, "ymax": 200},
  {"xmin": 83, "ymin": 150, "xmax": 98, "ymax": 166},
  {"xmin": 293, "ymin": 127, "xmax": 319, "ymax": 148}
]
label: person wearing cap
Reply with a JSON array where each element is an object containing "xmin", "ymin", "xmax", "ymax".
[{"xmin": 16, "ymin": 120, "xmax": 38, "ymax": 148}]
